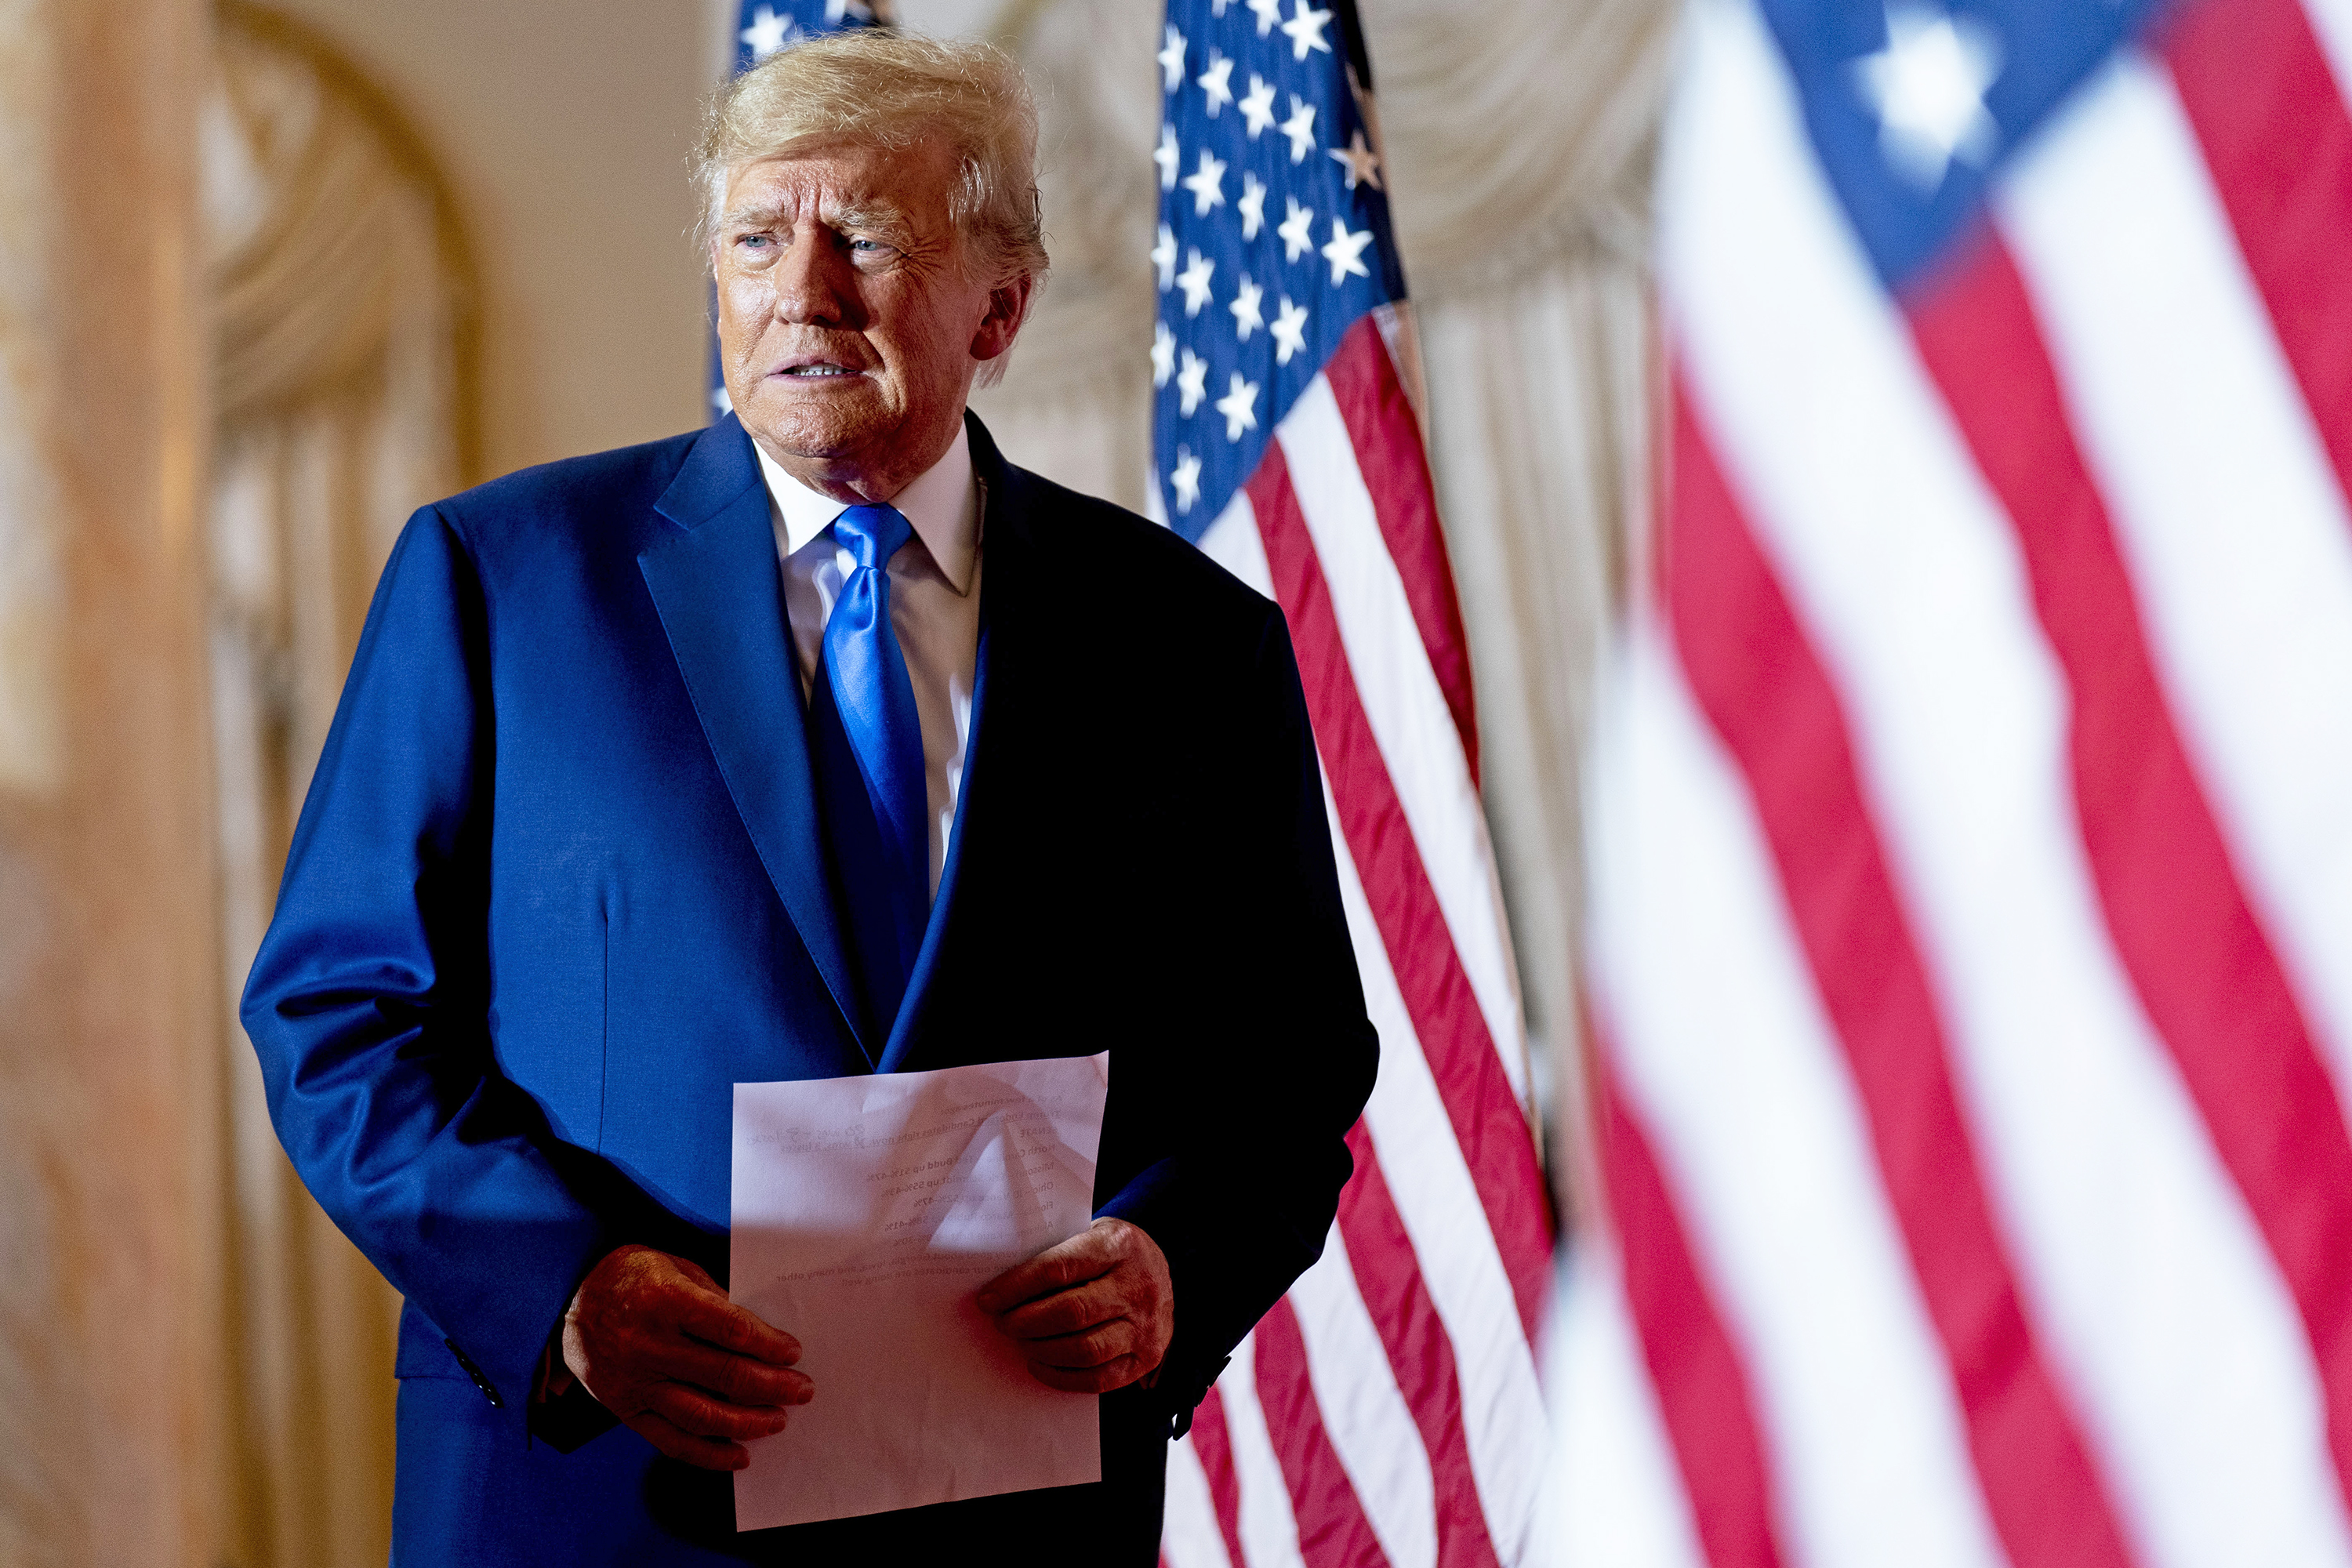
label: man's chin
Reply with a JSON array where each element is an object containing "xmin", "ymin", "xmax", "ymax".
[{"xmin": 736, "ymin": 400, "xmax": 881, "ymax": 466}]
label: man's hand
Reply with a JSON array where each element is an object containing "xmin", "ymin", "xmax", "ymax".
[
  {"xmin": 976, "ymin": 1218, "xmax": 1174, "ymax": 1395},
  {"xmin": 561, "ymin": 1244, "xmax": 811, "ymax": 1471}
]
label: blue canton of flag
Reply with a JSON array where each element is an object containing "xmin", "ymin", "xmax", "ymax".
[
  {"xmin": 1762, "ymin": 0, "xmax": 2166, "ymax": 290},
  {"xmin": 1152, "ymin": 0, "xmax": 1409, "ymax": 538},
  {"xmin": 712, "ymin": 0, "xmax": 891, "ymax": 419}
]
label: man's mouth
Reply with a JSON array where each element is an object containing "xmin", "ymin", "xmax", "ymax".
[{"xmin": 779, "ymin": 362, "xmax": 860, "ymax": 379}]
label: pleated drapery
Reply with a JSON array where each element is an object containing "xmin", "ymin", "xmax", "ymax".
[{"xmin": 202, "ymin": 9, "xmax": 474, "ymax": 1566}]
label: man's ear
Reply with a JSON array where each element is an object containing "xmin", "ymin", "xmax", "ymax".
[{"xmin": 970, "ymin": 274, "xmax": 1036, "ymax": 364}]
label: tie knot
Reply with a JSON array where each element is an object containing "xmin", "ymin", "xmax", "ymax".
[{"xmin": 833, "ymin": 503, "xmax": 913, "ymax": 571}]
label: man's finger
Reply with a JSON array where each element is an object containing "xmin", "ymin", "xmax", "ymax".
[
  {"xmin": 977, "ymin": 1230, "xmax": 1116, "ymax": 1312},
  {"xmin": 632, "ymin": 1408, "xmax": 752, "ymax": 1472},
  {"xmin": 1022, "ymin": 1355, "xmax": 1141, "ymax": 1396},
  {"xmin": 996, "ymin": 1276, "xmax": 1126, "ymax": 1341},
  {"xmin": 674, "ymin": 1291, "xmax": 802, "ymax": 1366},
  {"xmin": 1018, "ymin": 1320, "xmax": 1137, "ymax": 1370},
  {"xmin": 646, "ymin": 1381, "xmax": 794, "ymax": 1443},
  {"xmin": 660, "ymin": 1341, "xmax": 815, "ymax": 1407}
]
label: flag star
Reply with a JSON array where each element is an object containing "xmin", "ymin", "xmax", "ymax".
[
  {"xmin": 1177, "ymin": 248, "xmax": 1218, "ymax": 317},
  {"xmin": 1159, "ymin": 25, "xmax": 1188, "ymax": 93},
  {"xmin": 1247, "ymin": 0, "xmax": 1283, "ymax": 37},
  {"xmin": 1238, "ymin": 172, "xmax": 1268, "ymax": 241},
  {"xmin": 1182, "ymin": 147, "xmax": 1229, "ymax": 216},
  {"xmin": 1327, "ymin": 128, "xmax": 1383, "ymax": 191},
  {"xmin": 1281, "ymin": 0, "xmax": 1334, "ymax": 60},
  {"xmin": 1230, "ymin": 274, "xmax": 1265, "ymax": 340},
  {"xmin": 1177, "ymin": 350, "xmax": 1210, "ymax": 416},
  {"xmin": 1216, "ymin": 372, "xmax": 1261, "ymax": 441},
  {"xmin": 1198, "ymin": 50, "xmax": 1236, "ymax": 116},
  {"xmin": 739, "ymin": 4, "xmax": 795, "ymax": 60},
  {"xmin": 711, "ymin": 382, "xmax": 735, "ymax": 415},
  {"xmin": 1212, "ymin": 0, "xmax": 1233, "ymax": 13},
  {"xmin": 1270, "ymin": 296, "xmax": 1309, "ymax": 365},
  {"xmin": 1239, "ymin": 74, "xmax": 1278, "ymax": 138},
  {"xmin": 1279, "ymin": 96, "xmax": 1318, "ymax": 165},
  {"xmin": 1321, "ymin": 216, "xmax": 1374, "ymax": 285},
  {"xmin": 1853, "ymin": 3, "xmax": 2002, "ymax": 191},
  {"xmin": 1152, "ymin": 320, "xmax": 1177, "ymax": 387},
  {"xmin": 1277, "ymin": 197, "xmax": 1316, "ymax": 263},
  {"xmin": 1155, "ymin": 124, "xmax": 1181, "ymax": 191},
  {"xmin": 824, "ymin": 0, "xmax": 873, "ymax": 22},
  {"xmin": 1170, "ymin": 446, "xmax": 1203, "ymax": 514},
  {"xmin": 1152, "ymin": 222, "xmax": 1178, "ymax": 289}
]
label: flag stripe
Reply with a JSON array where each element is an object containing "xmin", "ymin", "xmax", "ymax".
[
  {"xmin": 1285, "ymin": 1232, "xmax": 1441, "ymax": 1568},
  {"xmin": 1274, "ymin": 381, "xmax": 1534, "ymax": 1116},
  {"xmin": 1254, "ymin": 1297, "xmax": 1394, "ymax": 1568},
  {"xmin": 2163, "ymin": 0, "xmax": 2352, "ymax": 527},
  {"xmin": 1588, "ymin": 608, "xmax": 2008, "ymax": 1568},
  {"xmin": 1740, "ymin": 181, "xmax": 2352, "ymax": 1567},
  {"xmin": 1547, "ymin": 1245, "xmax": 1712, "ymax": 1568},
  {"xmin": 1667, "ymin": 20, "xmax": 2352, "ymax": 1541},
  {"xmin": 1911, "ymin": 230, "xmax": 2352, "ymax": 1530},
  {"xmin": 1271, "ymin": 458, "xmax": 1551, "ymax": 1561},
  {"xmin": 1192, "ymin": 1390, "xmax": 1254, "ymax": 1568},
  {"xmin": 1200, "ymin": 492, "xmax": 1519, "ymax": 1568},
  {"xmin": 1668, "ymin": 383, "xmax": 2139, "ymax": 1568},
  {"xmin": 1594, "ymin": 1043, "xmax": 1788, "ymax": 1568},
  {"xmin": 1336, "ymin": 1126, "xmax": 1506, "ymax": 1568},
  {"xmin": 2308, "ymin": 0, "xmax": 2352, "ymax": 102},
  {"xmin": 1225, "ymin": 1323, "xmax": 1313, "ymax": 1568},
  {"xmin": 1759, "ymin": 169, "xmax": 2352, "ymax": 1567},
  {"xmin": 1247, "ymin": 434, "xmax": 1550, "ymax": 1341},
  {"xmin": 1661, "ymin": 13, "xmax": 2352, "ymax": 1563},
  {"xmin": 1169, "ymin": 1431, "xmax": 1243, "ymax": 1568},
  {"xmin": 1319, "ymin": 318, "xmax": 1481, "ymax": 786},
  {"xmin": 1995, "ymin": 49, "xmax": 2352, "ymax": 1161}
]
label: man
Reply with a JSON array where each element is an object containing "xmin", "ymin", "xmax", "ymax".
[{"xmin": 242, "ymin": 27, "xmax": 1377, "ymax": 1566}]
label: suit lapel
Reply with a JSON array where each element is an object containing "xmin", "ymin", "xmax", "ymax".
[{"xmin": 639, "ymin": 416, "xmax": 869, "ymax": 1062}]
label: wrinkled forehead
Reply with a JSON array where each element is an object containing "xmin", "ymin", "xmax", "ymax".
[{"xmin": 717, "ymin": 135, "xmax": 962, "ymax": 230}]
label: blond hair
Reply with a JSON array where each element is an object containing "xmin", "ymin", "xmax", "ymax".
[{"xmin": 692, "ymin": 30, "xmax": 1049, "ymax": 292}]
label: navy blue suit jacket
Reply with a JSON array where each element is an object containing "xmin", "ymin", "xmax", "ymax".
[{"xmin": 241, "ymin": 413, "xmax": 1377, "ymax": 1563}]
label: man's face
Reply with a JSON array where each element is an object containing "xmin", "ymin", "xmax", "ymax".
[{"xmin": 712, "ymin": 138, "xmax": 1028, "ymax": 503}]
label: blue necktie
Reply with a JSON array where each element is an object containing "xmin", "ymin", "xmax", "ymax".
[{"xmin": 807, "ymin": 503, "xmax": 930, "ymax": 1043}]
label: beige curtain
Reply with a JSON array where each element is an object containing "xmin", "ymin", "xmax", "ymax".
[
  {"xmin": 961, "ymin": 0, "xmax": 1676, "ymax": 1214},
  {"xmin": 201, "ymin": 7, "xmax": 474, "ymax": 1564},
  {"xmin": 1375, "ymin": 0, "xmax": 1675, "ymax": 1215}
]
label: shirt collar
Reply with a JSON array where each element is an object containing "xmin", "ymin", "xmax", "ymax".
[{"xmin": 754, "ymin": 420, "xmax": 979, "ymax": 595}]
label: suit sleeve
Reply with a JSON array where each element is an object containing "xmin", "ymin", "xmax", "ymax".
[
  {"xmin": 241, "ymin": 506, "xmax": 637, "ymax": 1446},
  {"xmin": 1094, "ymin": 600, "xmax": 1381, "ymax": 1431}
]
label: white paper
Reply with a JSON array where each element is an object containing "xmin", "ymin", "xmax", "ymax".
[{"xmin": 728, "ymin": 1051, "xmax": 1110, "ymax": 1530}]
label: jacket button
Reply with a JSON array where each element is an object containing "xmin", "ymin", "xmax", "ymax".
[{"xmin": 445, "ymin": 1338, "xmax": 504, "ymax": 1408}]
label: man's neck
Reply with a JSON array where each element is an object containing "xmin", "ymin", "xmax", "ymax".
[{"xmin": 757, "ymin": 420, "xmax": 979, "ymax": 594}]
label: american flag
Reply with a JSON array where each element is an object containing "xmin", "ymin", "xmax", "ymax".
[
  {"xmin": 1566, "ymin": 0, "xmax": 2352, "ymax": 1564},
  {"xmin": 711, "ymin": 0, "xmax": 887, "ymax": 419},
  {"xmin": 1148, "ymin": 3, "xmax": 1554, "ymax": 1566}
]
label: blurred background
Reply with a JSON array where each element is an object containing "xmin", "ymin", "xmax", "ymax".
[{"xmin": 0, "ymin": 0, "xmax": 1658, "ymax": 1563}]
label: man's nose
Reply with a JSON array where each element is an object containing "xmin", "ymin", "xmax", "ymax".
[{"xmin": 774, "ymin": 234, "xmax": 855, "ymax": 328}]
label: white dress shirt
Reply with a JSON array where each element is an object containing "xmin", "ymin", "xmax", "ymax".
[{"xmin": 755, "ymin": 424, "xmax": 982, "ymax": 901}]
